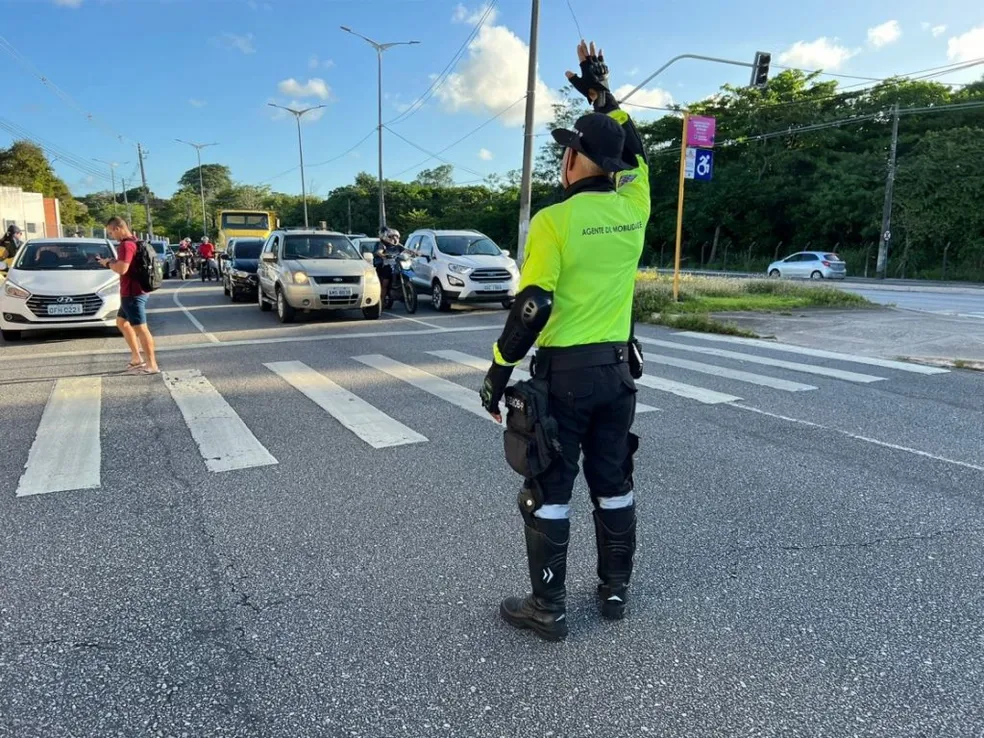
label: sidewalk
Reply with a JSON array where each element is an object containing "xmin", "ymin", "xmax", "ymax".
[{"xmin": 712, "ymin": 307, "xmax": 984, "ymax": 365}]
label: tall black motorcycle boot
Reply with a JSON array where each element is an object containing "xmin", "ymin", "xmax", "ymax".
[
  {"xmin": 594, "ymin": 505, "xmax": 636, "ymax": 620},
  {"xmin": 499, "ymin": 517, "xmax": 570, "ymax": 642}
]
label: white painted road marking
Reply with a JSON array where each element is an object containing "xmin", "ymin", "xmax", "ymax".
[
  {"xmin": 265, "ymin": 361, "xmax": 427, "ymax": 448},
  {"xmin": 675, "ymin": 331, "xmax": 950, "ymax": 375},
  {"xmin": 646, "ymin": 354, "xmax": 817, "ymax": 392},
  {"xmin": 353, "ymin": 354, "xmax": 497, "ymax": 423},
  {"xmin": 173, "ymin": 282, "xmax": 220, "ymax": 344},
  {"xmin": 733, "ymin": 404, "xmax": 984, "ymax": 473},
  {"xmin": 16, "ymin": 377, "xmax": 102, "ymax": 497},
  {"xmin": 635, "ymin": 373, "xmax": 742, "ymax": 404},
  {"xmin": 427, "ymin": 350, "xmax": 660, "ymax": 413},
  {"xmin": 638, "ymin": 337, "xmax": 885, "ymax": 384},
  {"xmin": 163, "ymin": 370, "xmax": 278, "ymax": 472}
]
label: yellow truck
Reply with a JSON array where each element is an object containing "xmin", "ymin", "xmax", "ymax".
[{"xmin": 215, "ymin": 210, "xmax": 278, "ymax": 251}]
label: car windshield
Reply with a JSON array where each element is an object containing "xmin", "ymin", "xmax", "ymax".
[
  {"xmin": 151, "ymin": 243, "xmax": 167, "ymax": 255},
  {"xmin": 233, "ymin": 240, "xmax": 264, "ymax": 259},
  {"xmin": 283, "ymin": 235, "xmax": 360, "ymax": 261},
  {"xmin": 357, "ymin": 238, "xmax": 380, "ymax": 254},
  {"xmin": 435, "ymin": 235, "xmax": 501, "ymax": 257},
  {"xmin": 14, "ymin": 242, "xmax": 114, "ymax": 270},
  {"xmin": 222, "ymin": 213, "xmax": 269, "ymax": 231},
  {"xmin": 823, "ymin": 253, "xmax": 841, "ymax": 261}
]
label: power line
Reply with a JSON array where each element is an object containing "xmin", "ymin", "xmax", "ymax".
[
  {"xmin": 382, "ymin": 125, "xmax": 486, "ymax": 178},
  {"xmin": 385, "ymin": 1, "xmax": 498, "ymax": 126},
  {"xmin": 0, "ymin": 35, "xmax": 131, "ymax": 146},
  {"xmin": 564, "ymin": 0, "xmax": 584, "ymax": 40},
  {"xmin": 0, "ymin": 117, "xmax": 112, "ymax": 182},
  {"xmin": 258, "ymin": 127, "xmax": 377, "ymax": 185},
  {"xmin": 392, "ymin": 95, "xmax": 525, "ymax": 177}
]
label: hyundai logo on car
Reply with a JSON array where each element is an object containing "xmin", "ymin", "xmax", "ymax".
[{"xmin": 56, "ymin": 296, "xmax": 75, "ymax": 303}]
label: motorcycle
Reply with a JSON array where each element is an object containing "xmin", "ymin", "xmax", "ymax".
[
  {"xmin": 384, "ymin": 251, "xmax": 418, "ymax": 314},
  {"xmin": 200, "ymin": 256, "xmax": 219, "ymax": 282},
  {"xmin": 176, "ymin": 251, "xmax": 195, "ymax": 280}
]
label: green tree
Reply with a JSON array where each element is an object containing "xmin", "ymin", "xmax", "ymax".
[
  {"xmin": 177, "ymin": 163, "xmax": 232, "ymax": 196},
  {"xmin": 414, "ymin": 164, "xmax": 454, "ymax": 188}
]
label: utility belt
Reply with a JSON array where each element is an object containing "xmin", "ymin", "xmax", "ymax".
[{"xmin": 531, "ymin": 341, "xmax": 643, "ymax": 379}]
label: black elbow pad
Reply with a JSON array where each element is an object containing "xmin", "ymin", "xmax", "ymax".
[{"xmin": 496, "ymin": 286, "xmax": 553, "ymax": 363}]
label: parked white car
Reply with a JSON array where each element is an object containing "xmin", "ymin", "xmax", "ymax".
[
  {"xmin": 0, "ymin": 238, "xmax": 120, "ymax": 341},
  {"xmin": 767, "ymin": 251, "xmax": 847, "ymax": 280},
  {"xmin": 405, "ymin": 229, "xmax": 519, "ymax": 311}
]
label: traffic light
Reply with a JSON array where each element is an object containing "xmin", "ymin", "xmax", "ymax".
[{"xmin": 750, "ymin": 51, "xmax": 771, "ymax": 88}]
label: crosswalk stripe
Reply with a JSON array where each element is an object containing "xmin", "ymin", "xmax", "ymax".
[
  {"xmin": 265, "ymin": 361, "xmax": 427, "ymax": 448},
  {"xmin": 163, "ymin": 370, "xmax": 278, "ymax": 472},
  {"xmin": 426, "ymin": 350, "xmax": 660, "ymax": 413},
  {"xmin": 638, "ymin": 337, "xmax": 885, "ymax": 384},
  {"xmin": 674, "ymin": 331, "xmax": 950, "ymax": 375},
  {"xmin": 646, "ymin": 354, "xmax": 817, "ymax": 392},
  {"xmin": 353, "ymin": 354, "xmax": 497, "ymax": 423},
  {"xmin": 634, "ymin": 373, "xmax": 742, "ymax": 404},
  {"xmin": 16, "ymin": 377, "xmax": 102, "ymax": 497}
]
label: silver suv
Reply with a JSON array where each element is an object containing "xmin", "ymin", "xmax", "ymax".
[
  {"xmin": 405, "ymin": 229, "xmax": 519, "ymax": 311},
  {"xmin": 256, "ymin": 229, "xmax": 382, "ymax": 323}
]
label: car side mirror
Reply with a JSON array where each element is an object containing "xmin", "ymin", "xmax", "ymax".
[
  {"xmin": 500, "ymin": 249, "xmax": 510, "ymax": 257},
  {"xmin": 0, "ymin": 261, "xmax": 8, "ymax": 272},
  {"xmin": 261, "ymin": 252, "xmax": 277, "ymax": 262},
  {"xmin": 362, "ymin": 252, "xmax": 373, "ymax": 264}
]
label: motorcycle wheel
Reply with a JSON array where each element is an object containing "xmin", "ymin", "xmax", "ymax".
[{"xmin": 402, "ymin": 277, "xmax": 417, "ymax": 314}]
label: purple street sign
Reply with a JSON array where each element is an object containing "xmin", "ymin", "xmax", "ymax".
[{"xmin": 687, "ymin": 116, "xmax": 716, "ymax": 147}]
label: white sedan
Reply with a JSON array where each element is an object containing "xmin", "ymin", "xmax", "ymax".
[{"xmin": 0, "ymin": 238, "xmax": 121, "ymax": 341}]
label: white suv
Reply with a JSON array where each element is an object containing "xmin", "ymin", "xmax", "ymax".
[{"xmin": 405, "ymin": 229, "xmax": 519, "ymax": 311}]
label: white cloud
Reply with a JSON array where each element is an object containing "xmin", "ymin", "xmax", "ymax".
[
  {"xmin": 612, "ymin": 84, "xmax": 673, "ymax": 112},
  {"xmin": 309, "ymin": 54, "xmax": 335, "ymax": 70},
  {"xmin": 213, "ymin": 32, "xmax": 255, "ymax": 54},
  {"xmin": 268, "ymin": 99, "xmax": 326, "ymax": 123},
  {"xmin": 932, "ymin": 25, "xmax": 947, "ymax": 38},
  {"xmin": 478, "ymin": 148, "xmax": 493, "ymax": 161},
  {"xmin": 54, "ymin": 0, "xmax": 82, "ymax": 6},
  {"xmin": 778, "ymin": 38, "xmax": 856, "ymax": 70},
  {"xmin": 452, "ymin": 2, "xmax": 498, "ymax": 25},
  {"xmin": 921, "ymin": 21, "xmax": 931, "ymax": 31},
  {"xmin": 188, "ymin": 98, "xmax": 207, "ymax": 108},
  {"xmin": 277, "ymin": 77, "xmax": 332, "ymax": 100},
  {"xmin": 436, "ymin": 10, "xmax": 559, "ymax": 126},
  {"xmin": 948, "ymin": 26, "xmax": 984, "ymax": 62},
  {"xmin": 868, "ymin": 20, "xmax": 901, "ymax": 48}
]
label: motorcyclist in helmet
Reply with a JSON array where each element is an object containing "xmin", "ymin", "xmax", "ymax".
[
  {"xmin": 373, "ymin": 227, "xmax": 403, "ymax": 307},
  {"xmin": 0, "ymin": 224, "xmax": 24, "ymax": 264}
]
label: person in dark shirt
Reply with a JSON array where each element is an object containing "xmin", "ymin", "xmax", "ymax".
[{"xmin": 96, "ymin": 216, "xmax": 159, "ymax": 374}]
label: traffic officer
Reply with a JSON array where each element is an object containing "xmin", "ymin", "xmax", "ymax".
[{"xmin": 480, "ymin": 40, "xmax": 650, "ymax": 641}]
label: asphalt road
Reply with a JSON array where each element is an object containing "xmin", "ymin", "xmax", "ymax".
[
  {"xmin": 844, "ymin": 287, "xmax": 984, "ymax": 319},
  {"xmin": 1, "ymin": 280, "xmax": 983, "ymax": 737}
]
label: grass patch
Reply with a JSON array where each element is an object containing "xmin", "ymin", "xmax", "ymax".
[
  {"xmin": 634, "ymin": 274, "xmax": 872, "ymax": 330},
  {"xmin": 649, "ymin": 312, "xmax": 757, "ymax": 337}
]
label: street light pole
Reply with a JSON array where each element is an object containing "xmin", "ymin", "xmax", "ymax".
[
  {"xmin": 516, "ymin": 0, "xmax": 540, "ymax": 266},
  {"xmin": 93, "ymin": 159, "xmax": 126, "ymax": 215},
  {"xmin": 340, "ymin": 26, "xmax": 419, "ymax": 234},
  {"xmin": 175, "ymin": 139, "xmax": 218, "ymax": 238},
  {"xmin": 267, "ymin": 104, "xmax": 325, "ymax": 228}
]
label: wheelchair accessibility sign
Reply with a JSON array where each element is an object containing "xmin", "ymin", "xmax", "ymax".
[{"xmin": 685, "ymin": 147, "xmax": 714, "ymax": 181}]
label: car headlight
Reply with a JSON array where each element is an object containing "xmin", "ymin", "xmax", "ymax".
[
  {"xmin": 365, "ymin": 270, "xmax": 379, "ymax": 284},
  {"xmin": 448, "ymin": 263, "xmax": 472, "ymax": 275},
  {"xmin": 292, "ymin": 271, "xmax": 310, "ymax": 285},
  {"xmin": 97, "ymin": 281, "xmax": 120, "ymax": 296},
  {"xmin": 3, "ymin": 280, "xmax": 30, "ymax": 299},
  {"xmin": 230, "ymin": 269, "xmax": 249, "ymax": 279}
]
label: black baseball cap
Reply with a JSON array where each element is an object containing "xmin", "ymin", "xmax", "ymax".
[{"xmin": 551, "ymin": 113, "xmax": 630, "ymax": 173}]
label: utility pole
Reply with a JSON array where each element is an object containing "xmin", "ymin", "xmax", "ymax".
[
  {"xmin": 347, "ymin": 197, "xmax": 353, "ymax": 234},
  {"xmin": 267, "ymin": 104, "xmax": 325, "ymax": 228},
  {"xmin": 93, "ymin": 159, "xmax": 125, "ymax": 215},
  {"xmin": 176, "ymin": 139, "xmax": 218, "ymax": 238},
  {"xmin": 515, "ymin": 0, "xmax": 540, "ymax": 266},
  {"xmin": 876, "ymin": 102, "xmax": 900, "ymax": 280},
  {"xmin": 340, "ymin": 26, "xmax": 420, "ymax": 234},
  {"xmin": 137, "ymin": 143, "xmax": 153, "ymax": 237}
]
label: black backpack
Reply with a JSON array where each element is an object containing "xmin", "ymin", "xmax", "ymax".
[{"xmin": 129, "ymin": 240, "xmax": 162, "ymax": 292}]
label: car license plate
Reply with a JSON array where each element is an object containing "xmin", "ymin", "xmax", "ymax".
[
  {"xmin": 328, "ymin": 287, "xmax": 352, "ymax": 297},
  {"xmin": 47, "ymin": 304, "xmax": 83, "ymax": 316},
  {"xmin": 480, "ymin": 283, "xmax": 505, "ymax": 292}
]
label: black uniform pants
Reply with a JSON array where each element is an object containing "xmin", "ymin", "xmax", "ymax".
[{"xmin": 535, "ymin": 362, "xmax": 639, "ymax": 509}]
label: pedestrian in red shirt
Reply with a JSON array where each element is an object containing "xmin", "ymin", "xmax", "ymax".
[{"xmin": 96, "ymin": 216, "xmax": 159, "ymax": 374}]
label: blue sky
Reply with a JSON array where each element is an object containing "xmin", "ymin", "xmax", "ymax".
[{"xmin": 1, "ymin": 0, "xmax": 982, "ymax": 198}]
